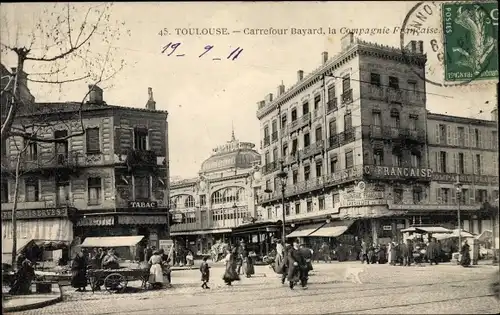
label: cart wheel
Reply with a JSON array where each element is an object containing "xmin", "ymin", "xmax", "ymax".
[{"xmin": 104, "ymin": 273, "xmax": 127, "ymax": 293}]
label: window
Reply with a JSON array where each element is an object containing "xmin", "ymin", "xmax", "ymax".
[
  {"xmin": 134, "ymin": 127, "xmax": 148, "ymax": 151},
  {"xmin": 282, "ymin": 144, "xmax": 288, "ymax": 157},
  {"xmin": 370, "ymin": 73, "xmax": 381, "ymax": 86},
  {"xmin": 281, "ymin": 114, "xmax": 287, "ymax": 129},
  {"xmin": 264, "ymin": 151, "xmax": 270, "ymax": 165},
  {"xmin": 439, "ymin": 151, "xmax": 447, "ymax": 173},
  {"xmin": 295, "ymin": 202, "xmax": 301, "ymax": 215},
  {"xmin": 316, "ymin": 161, "xmax": 322, "ymax": 177},
  {"xmin": 476, "ymin": 189, "xmax": 488, "ymax": 203},
  {"xmin": 304, "ymin": 133, "xmax": 310, "ymax": 148},
  {"xmin": 267, "ymin": 208, "xmax": 272, "ymax": 219},
  {"xmin": 407, "ymin": 80, "xmax": 417, "ymax": 93},
  {"xmin": 476, "ymin": 154, "xmax": 482, "ymax": 175},
  {"xmin": 374, "ymin": 150, "xmax": 384, "ymax": 166},
  {"xmin": 285, "ymin": 203, "xmax": 290, "ymax": 216},
  {"xmin": 394, "ymin": 188, "xmax": 404, "ymax": 204},
  {"xmin": 390, "ymin": 109, "xmax": 400, "ymax": 128},
  {"xmin": 373, "ymin": 112, "xmax": 381, "ymax": 126},
  {"xmin": 265, "ymin": 179, "xmax": 271, "ymax": 191},
  {"xmin": 342, "ymin": 75, "xmax": 351, "ymax": 92},
  {"xmin": 25, "ymin": 178, "xmax": 39, "ymax": 202},
  {"xmin": 134, "ymin": 175, "xmax": 150, "ymax": 199},
  {"xmin": 315, "ymin": 127, "xmax": 322, "ymax": 142},
  {"xmin": 344, "ymin": 111, "xmax": 352, "ymax": 130},
  {"xmin": 412, "ymin": 187, "xmax": 423, "ymax": 203},
  {"xmin": 88, "ymin": 177, "xmax": 102, "ymax": 205},
  {"xmin": 306, "ymin": 200, "xmax": 313, "ymax": 212},
  {"xmin": 318, "ymin": 197, "xmax": 325, "ymax": 210},
  {"xmin": 274, "ymin": 177, "xmax": 279, "ymax": 191},
  {"xmin": 458, "ymin": 153, "xmax": 465, "ymax": 174},
  {"xmin": 409, "ymin": 116, "xmax": 417, "ymax": 130},
  {"xmin": 388, "ymin": 76, "xmax": 399, "ymax": 89},
  {"xmin": 56, "ymin": 175, "xmax": 70, "ymax": 205},
  {"xmin": 460, "ymin": 189, "xmax": 469, "ymax": 204},
  {"xmin": 86, "ymin": 127, "xmax": 100, "ymax": 153},
  {"xmin": 185, "ymin": 195, "xmax": 195, "ymax": 207},
  {"xmin": 291, "ymin": 139, "xmax": 298, "ymax": 154},
  {"xmin": 54, "ymin": 130, "xmax": 68, "ymax": 156},
  {"xmin": 302, "ymin": 102, "xmax": 309, "ymax": 115},
  {"xmin": 272, "ymin": 147, "xmax": 278, "ymax": 162},
  {"xmin": 26, "ymin": 141, "xmax": 38, "ymax": 161},
  {"xmin": 327, "ymin": 85, "xmax": 335, "ymax": 101},
  {"xmin": 492, "ymin": 131, "xmax": 498, "ymax": 149},
  {"xmin": 292, "ymin": 170, "xmax": 298, "ymax": 184},
  {"xmin": 441, "ymin": 188, "xmax": 450, "ymax": 203},
  {"xmin": 330, "ymin": 156, "xmax": 338, "ymax": 173},
  {"xmin": 457, "ymin": 127, "xmax": 465, "ymax": 146},
  {"xmin": 329, "ymin": 119, "xmax": 337, "ymax": 136},
  {"xmin": 200, "ymin": 195, "xmax": 206, "ymax": 206},
  {"xmin": 291, "ymin": 108, "xmax": 297, "ymax": 121},
  {"xmin": 475, "ymin": 129, "xmax": 481, "ymax": 148},
  {"xmin": 411, "ymin": 153, "xmax": 421, "ymax": 168},
  {"xmin": 264, "ymin": 126, "xmax": 270, "ymax": 144},
  {"xmin": 392, "ymin": 150, "xmax": 402, "ymax": 167},
  {"xmin": 271, "ymin": 120, "xmax": 277, "ymax": 134},
  {"xmin": 439, "ymin": 124, "xmax": 447, "ymax": 143},
  {"xmin": 304, "ymin": 165, "xmax": 310, "ymax": 181},
  {"xmin": 333, "ymin": 192, "xmax": 340, "ymax": 205},
  {"xmin": 1, "ymin": 181, "xmax": 8, "ymax": 203},
  {"xmin": 345, "ymin": 151, "xmax": 353, "ymax": 169},
  {"xmin": 314, "ymin": 95, "xmax": 321, "ymax": 110}
]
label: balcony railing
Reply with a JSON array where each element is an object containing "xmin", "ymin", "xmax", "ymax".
[
  {"xmin": 406, "ymin": 128, "xmax": 426, "ymax": 143},
  {"xmin": 328, "ymin": 134, "xmax": 340, "ymax": 150},
  {"xmin": 271, "ymin": 131, "xmax": 278, "ymax": 142},
  {"xmin": 5, "ymin": 151, "xmax": 80, "ymax": 172},
  {"xmin": 370, "ymin": 125, "xmax": 383, "ymax": 138},
  {"xmin": 342, "ymin": 128, "xmax": 355, "ymax": 144},
  {"xmin": 407, "ymin": 91, "xmax": 425, "ymax": 104},
  {"xmin": 124, "ymin": 149, "xmax": 157, "ymax": 168},
  {"xmin": 341, "ymin": 89, "xmax": 353, "ymax": 105},
  {"xmin": 284, "ymin": 151, "xmax": 300, "ymax": 164},
  {"xmin": 263, "ymin": 136, "xmax": 270, "ymax": 147},
  {"xmin": 280, "ymin": 126, "xmax": 288, "ymax": 138},
  {"xmin": 368, "ymin": 85, "xmax": 384, "ymax": 100},
  {"xmin": 263, "ymin": 161, "xmax": 279, "ymax": 175},
  {"xmin": 289, "ymin": 120, "xmax": 299, "ymax": 133},
  {"xmin": 300, "ymin": 112, "xmax": 311, "ymax": 127},
  {"xmin": 298, "ymin": 140, "xmax": 324, "ymax": 159},
  {"xmin": 387, "ymin": 87, "xmax": 403, "ymax": 103},
  {"xmin": 327, "ymin": 99, "xmax": 338, "ymax": 113},
  {"xmin": 360, "ymin": 83, "xmax": 425, "ymax": 105}
]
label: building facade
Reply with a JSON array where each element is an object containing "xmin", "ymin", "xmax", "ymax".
[
  {"xmin": 169, "ymin": 133, "xmax": 270, "ymax": 255},
  {"xmin": 1, "ymin": 86, "xmax": 170, "ymax": 252},
  {"xmin": 256, "ymin": 33, "xmax": 498, "ymax": 251}
]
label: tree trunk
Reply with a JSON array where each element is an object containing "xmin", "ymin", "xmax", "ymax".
[{"xmin": 11, "ymin": 153, "xmax": 21, "ymax": 269}]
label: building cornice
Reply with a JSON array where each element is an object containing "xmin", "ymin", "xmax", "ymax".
[{"xmin": 427, "ymin": 112, "xmax": 497, "ymax": 126}]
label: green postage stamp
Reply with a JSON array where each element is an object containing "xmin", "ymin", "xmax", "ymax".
[{"xmin": 442, "ymin": 1, "xmax": 498, "ymax": 82}]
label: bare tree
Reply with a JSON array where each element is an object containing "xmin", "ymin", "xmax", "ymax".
[{"xmin": 0, "ymin": 2, "xmax": 129, "ymax": 267}]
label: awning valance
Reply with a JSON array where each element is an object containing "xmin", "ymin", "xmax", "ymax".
[
  {"xmin": 170, "ymin": 228, "xmax": 232, "ymax": 236},
  {"xmin": 401, "ymin": 226, "xmax": 452, "ymax": 234},
  {"xmin": 79, "ymin": 236, "xmax": 144, "ymax": 248},
  {"xmin": 309, "ymin": 220, "xmax": 354, "ymax": 237},
  {"xmin": 286, "ymin": 223, "xmax": 325, "ymax": 238}
]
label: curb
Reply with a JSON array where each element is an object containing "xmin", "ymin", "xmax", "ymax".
[{"xmin": 4, "ymin": 283, "xmax": 63, "ymax": 313}]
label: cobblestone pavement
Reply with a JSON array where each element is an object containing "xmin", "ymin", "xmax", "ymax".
[{"xmin": 12, "ymin": 262, "xmax": 500, "ymax": 315}]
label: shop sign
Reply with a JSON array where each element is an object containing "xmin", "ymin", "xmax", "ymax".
[
  {"xmin": 159, "ymin": 239, "xmax": 173, "ymax": 255},
  {"xmin": 432, "ymin": 173, "xmax": 497, "ymax": 185},
  {"xmin": 128, "ymin": 201, "xmax": 158, "ymax": 209},
  {"xmin": 383, "ymin": 225, "xmax": 392, "ymax": 231},
  {"xmin": 339, "ymin": 189, "xmax": 386, "ymax": 207},
  {"xmin": 339, "ymin": 199, "xmax": 387, "ymax": 207},
  {"xmin": 396, "ymin": 223, "xmax": 405, "ymax": 229},
  {"xmin": 324, "ymin": 166, "xmax": 363, "ymax": 185},
  {"xmin": 364, "ymin": 166, "xmax": 432, "ymax": 179},
  {"xmin": 1, "ymin": 208, "xmax": 68, "ymax": 220},
  {"xmin": 172, "ymin": 213, "xmax": 184, "ymax": 223},
  {"xmin": 118, "ymin": 215, "xmax": 167, "ymax": 225},
  {"xmin": 76, "ymin": 216, "xmax": 114, "ymax": 226}
]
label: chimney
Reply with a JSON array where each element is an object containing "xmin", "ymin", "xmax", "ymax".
[
  {"xmin": 417, "ymin": 40, "xmax": 424, "ymax": 54},
  {"xmin": 341, "ymin": 32, "xmax": 355, "ymax": 50},
  {"xmin": 277, "ymin": 84, "xmax": 285, "ymax": 96},
  {"xmin": 405, "ymin": 40, "xmax": 422, "ymax": 53},
  {"xmin": 322, "ymin": 51, "xmax": 328, "ymax": 64},
  {"xmin": 88, "ymin": 85, "xmax": 104, "ymax": 104},
  {"xmin": 265, "ymin": 93, "xmax": 274, "ymax": 104},
  {"xmin": 146, "ymin": 87, "xmax": 156, "ymax": 110},
  {"xmin": 297, "ymin": 70, "xmax": 304, "ymax": 81}
]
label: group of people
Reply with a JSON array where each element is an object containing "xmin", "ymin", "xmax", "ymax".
[
  {"xmin": 274, "ymin": 240, "xmax": 314, "ymax": 290},
  {"xmin": 147, "ymin": 248, "xmax": 173, "ymax": 289},
  {"xmin": 70, "ymin": 248, "xmax": 121, "ymax": 292}
]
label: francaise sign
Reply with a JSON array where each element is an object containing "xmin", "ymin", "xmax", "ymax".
[
  {"xmin": 128, "ymin": 201, "xmax": 158, "ymax": 208},
  {"xmin": 364, "ymin": 166, "xmax": 432, "ymax": 179}
]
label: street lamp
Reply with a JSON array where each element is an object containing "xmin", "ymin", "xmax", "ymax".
[
  {"xmin": 276, "ymin": 160, "xmax": 288, "ymax": 244},
  {"xmin": 454, "ymin": 177, "xmax": 463, "ymax": 252}
]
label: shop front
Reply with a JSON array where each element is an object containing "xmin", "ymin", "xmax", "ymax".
[
  {"xmin": 169, "ymin": 228, "xmax": 232, "ymax": 256},
  {"xmin": 231, "ymin": 220, "xmax": 281, "ymax": 257}
]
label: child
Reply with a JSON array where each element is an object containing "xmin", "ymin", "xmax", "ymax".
[
  {"xmin": 186, "ymin": 251, "xmax": 194, "ymax": 269},
  {"xmin": 200, "ymin": 256, "xmax": 210, "ymax": 289}
]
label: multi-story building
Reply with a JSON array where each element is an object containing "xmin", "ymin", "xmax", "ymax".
[
  {"xmin": 1, "ymin": 85, "xmax": 170, "ymax": 253},
  {"xmin": 169, "ymin": 133, "xmax": 267, "ymax": 255},
  {"xmin": 426, "ymin": 113, "xmax": 498, "ymax": 234}
]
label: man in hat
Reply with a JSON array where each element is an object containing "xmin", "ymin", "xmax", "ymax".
[
  {"xmin": 287, "ymin": 240, "xmax": 308, "ymax": 290},
  {"xmin": 235, "ymin": 240, "xmax": 245, "ymax": 274}
]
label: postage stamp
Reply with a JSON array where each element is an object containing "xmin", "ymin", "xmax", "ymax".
[
  {"xmin": 442, "ymin": 2, "xmax": 498, "ymax": 82},
  {"xmin": 400, "ymin": 1, "xmax": 498, "ymax": 87}
]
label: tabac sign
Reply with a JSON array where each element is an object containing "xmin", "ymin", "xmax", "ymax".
[
  {"xmin": 364, "ymin": 166, "xmax": 432, "ymax": 180},
  {"xmin": 128, "ymin": 201, "xmax": 158, "ymax": 209}
]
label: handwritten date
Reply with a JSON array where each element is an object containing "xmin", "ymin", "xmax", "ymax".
[{"xmin": 161, "ymin": 42, "xmax": 243, "ymax": 60}]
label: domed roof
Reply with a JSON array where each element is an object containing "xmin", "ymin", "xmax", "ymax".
[{"xmin": 200, "ymin": 132, "xmax": 260, "ymax": 174}]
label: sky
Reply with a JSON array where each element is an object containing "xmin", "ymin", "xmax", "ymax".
[{"xmin": 1, "ymin": 1, "xmax": 498, "ymax": 178}]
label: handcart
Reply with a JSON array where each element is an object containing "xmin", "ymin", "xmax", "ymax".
[{"xmin": 87, "ymin": 268, "xmax": 150, "ymax": 293}]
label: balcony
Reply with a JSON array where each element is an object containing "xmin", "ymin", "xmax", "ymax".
[
  {"xmin": 405, "ymin": 128, "xmax": 426, "ymax": 143},
  {"xmin": 324, "ymin": 165, "xmax": 364, "ymax": 187},
  {"xmin": 124, "ymin": 149, "xmax": 157, "ymax": 169},
  {"xmin": 280, "ymin": 126, "xmax": 288, "ymax": 138},
  {"xmin": 341, "ymin": 89, "xmax": 353, "ymax": 105},
  {"xmin": 387, "ymin": 87, "xmax": 403, "ymax": 103},
  {"xmin": 289, "ymin": 120, "xmax": 299, "ymax": 133},
  {"xmin": 407, "ymin": 91, "xmax": 425, "ymax": 105},
  {"xmin": 385, "ymin": 126, "xmax": 404, "ymax": 139},
  {"xmin": 327, "ymin": 99, "xmax": 338, "ymax": 113},
  {"xmin": 262, "ymin": 161, "xmax": 279, "ymax": 175},
  {"xmin": 369, "ymin": 125, "xmax": 383, "ymax": 138},
  {"xmin": 368, "ymin": 85, "xmax": 385, "ymax": 100},
  {"xmin": 388, "ymin": 199, "xmax": 482, "ymax": 212},
  {"xmin": 271, "ymin": 131, "xmax": 278, "ymax": 143},
  {"xmin": 328, "ymin": 134, "xmax": 340, "ymax": 150},
  {"xmin": 4, "ymin": 151, "xmax": 80, "ymax": 173},
  {"xmin": 312, "ymin": 109, "xmax": 322, "ymax": 122},
  {"xmin": 284, "ymin": 151, "xmax": 300, "ymax": 165},
  {"xmin": 263, "ymin": 136, "xmax": 270, "ymax": 148},
  {"xmin": 341, "ymin": 128, "xmax": 356, "ymax": 145},
  {"xmin": 285, "ymin": 177, "xmax": 324, "ymax": 196},
  {"xmin": 299, "ymin": 140, "xmax": 324, "ymax": 160},
  {"xmin": 300, "ymin": 112, "xmax": 311, "ymax": 127}
]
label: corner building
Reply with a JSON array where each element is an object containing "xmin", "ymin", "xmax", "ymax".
[{"xmin": 256, "ymin": 34, "xmax": 433, "ymax": 250}]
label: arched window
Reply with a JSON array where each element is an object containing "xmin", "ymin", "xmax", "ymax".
[
  {"xmin": 184, "ymin": 195, "xmax": 195, "ymax": 208},
  {"xmin": 211, "ymin": 191, "xmax": 222, "ymax": 204},
  {"xmin": 236, "ymin": 187, "xmax": 245, "ymax": 202},
  {"xmin": 170, "ymin": 196, "xmax": 179, "ymax": 209}
]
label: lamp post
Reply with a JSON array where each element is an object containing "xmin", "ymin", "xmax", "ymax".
[
  {"xmin": 276, "ymin": 160, "xmax": 288, "ymax": 245},
  {"xmin": 454, "ymin": 177, "xmax": 463, "ymax": 252}
]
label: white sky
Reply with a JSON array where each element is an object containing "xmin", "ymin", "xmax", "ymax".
[{"xmin": 1, "ymin": 1, "xmax": 497, "ymax": 178}]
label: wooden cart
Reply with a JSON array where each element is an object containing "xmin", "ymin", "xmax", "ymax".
[{"xmin": 87, "ymin": 268, "xmax": 150, "ymax": 293}]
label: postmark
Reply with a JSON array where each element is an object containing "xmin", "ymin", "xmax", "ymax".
[{"xmin": 400, "ymin": 1, "xmax": 498, "ymax": 87}]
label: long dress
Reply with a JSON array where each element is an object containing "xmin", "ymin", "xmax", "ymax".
[
  {"xmin": 460, "ymin": 244, "xmax": 471, "ymax": 267},
  {"xmin": 149, "ymin": 254, "xmax": 164, "ymax": 285},
  {"xmin": 222, "ymin": 253, "xmax": 240, "ymax": 284},
  {"xmin": 9, "ymin": 258, "xmax": 35, "ymax": 295},
  {"xmin": 71, "ymin": 255, "xmax": 87, "ymax": 289},
  {"xmin": 243, "ymin": 252, "xmax": 255, "ymax": 277}
]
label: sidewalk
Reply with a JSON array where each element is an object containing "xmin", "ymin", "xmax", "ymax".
[{"xmin": 3, "ymin": 283, "xmax": 62, "ymax": 313}]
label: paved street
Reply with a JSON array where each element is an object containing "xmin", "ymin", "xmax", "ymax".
[{"xmin": 12, "ymin": 262, "xmax": 500, "ymax": 315}]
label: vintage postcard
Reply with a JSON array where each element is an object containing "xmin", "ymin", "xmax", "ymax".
[{"xmin": 1, "ymin": 1, "xmax": 499, "ymax": 314}]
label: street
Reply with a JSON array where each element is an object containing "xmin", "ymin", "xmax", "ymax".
[{"xmin": 12, "ymin": 262, "xmax": 500, "ymax": 315}]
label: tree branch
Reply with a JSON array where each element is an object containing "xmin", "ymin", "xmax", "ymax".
[
  {"xmin": 27, "ymin": 74, "xmax": 89, "ymax": 84},
  {"xmin": 66, "ymin": 3, "xmax": 73, "ymax": 48}
]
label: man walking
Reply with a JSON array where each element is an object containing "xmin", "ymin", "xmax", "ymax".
[
  {"xmin": 287, "ymin": 241, "xmax": 308, "ymax": 290},
  {"xmin": 400, "ymin": 240, "xmax": 410, "ymax": 266}
]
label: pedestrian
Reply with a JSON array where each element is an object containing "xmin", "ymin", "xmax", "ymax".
[
  {"xmin": 222, "ymin": 247, "xmax": 240, "ymax": 286},
  {"xmin": 235, "ymin": 240, "xmax": 244, "ymax": 275},
  {"xmin": 400, "ymin": 240, "xmax": 410, "ymax": 266},
  {"xmin": 186, "ymin": 250, "xmax": 194, "ymax": 269},
  {"xmin": 278, "ymin": 244, "xmax": 292, "ymax": 285},
  {"xmin": 460, "ymin": 239, "xmax": 471, "ymax": 267},
  {"xmin": 320, "ymin": 242, "xmax": 331, "ymax": 263},
  {"xmin": 200, "ymin": 256, "xmax": 211, "ymax": 289},
  {"xmin": 389, "ymin": 242, "xmax": 397, "ymax": 266},
  {"xmin": 241, "ymin": 242, "xmax": 255, "ymax": 278},
  {"xmin": 70, "ymin": 250, "xmax": 87, "ymax": 292},
  {"xmin": 274, "ymin": 239, "xmax": 284, "ymax": 269},
  {"xmin": 9, "ymin": 254, "xmax": 35, "ymax": 295},
  {"xmin": 360, "ymin": 240, "xmax": 368, "ymax": 264},
  {"xmin": 148, "ymin": 250, "xmax": 164, "ymax": 289},
  {"xmin": 427, "ymin": 238, "xmax": 440, "ymax": 266},
  {"xmin": 144, "ymin": 245, "xmax": 153, "ymax": 263},
  {"xmin": 287, "ymin": 241, "xmax": 308, "ymax": 290}
]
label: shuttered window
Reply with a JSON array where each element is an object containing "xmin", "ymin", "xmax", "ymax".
[{"xmin": 86, "ymin": 127, "xmax": 100, "ymax": 153}]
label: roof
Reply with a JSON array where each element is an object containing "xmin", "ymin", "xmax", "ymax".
[
  {"xmin": 427, "ymin": 112, "xmax": 496, "ymax": 126},
  {"xmin": 200, "ymin": 135, "xmax": 260, "ymax": 174},
  {"xmin": 79, "ymin": 235, "xmax": 144, "ymax": 248}
]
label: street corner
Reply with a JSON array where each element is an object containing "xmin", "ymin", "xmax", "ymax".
[{"xmin": 3, "ymin": 284, "xmax": 63, "ymax": 313}]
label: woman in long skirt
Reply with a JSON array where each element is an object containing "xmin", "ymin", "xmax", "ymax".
[
  {"xmin": 243, "ymin": 251, "xmax": 255, "ymax": 278},
  {"xmin": 70, "ymin": 250, "xmax": 88, "ymax": 292},
  {"xmin": 148, "ymin": 251, "xmax": 164, "ymax": 289},
  {"xmin": 222, "ymin": 248, "xmax": 240, "ymax": 285},
  {"xmin": 460, "ymin": 240, "xmax": 471, "ymax": 267}
]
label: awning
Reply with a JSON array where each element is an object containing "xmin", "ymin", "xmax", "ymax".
[
  {"xmin": 286, "ymin": 223, "xmax": 325, "ymax": 238},
  {"xmin": 170, "ymin": 228, "xmax": 232, "ymax": 236},
  {"xmin": 309, "ymin": 220, "xmax": 354, "ymax": 237},
  {"xmin": 79, "ymin": 236, "xmax": 144, "ymax": 248},
  {"xmin": 2, "ymin": 238, "xmax": 34, "ymax": 264},
  {"xmin": 401, "ymin": 226, "xmax": 452, "ymax": 234},
  {"xmin": 476, "ymin": 230, "xmax": 493, "ymax": 242}
]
